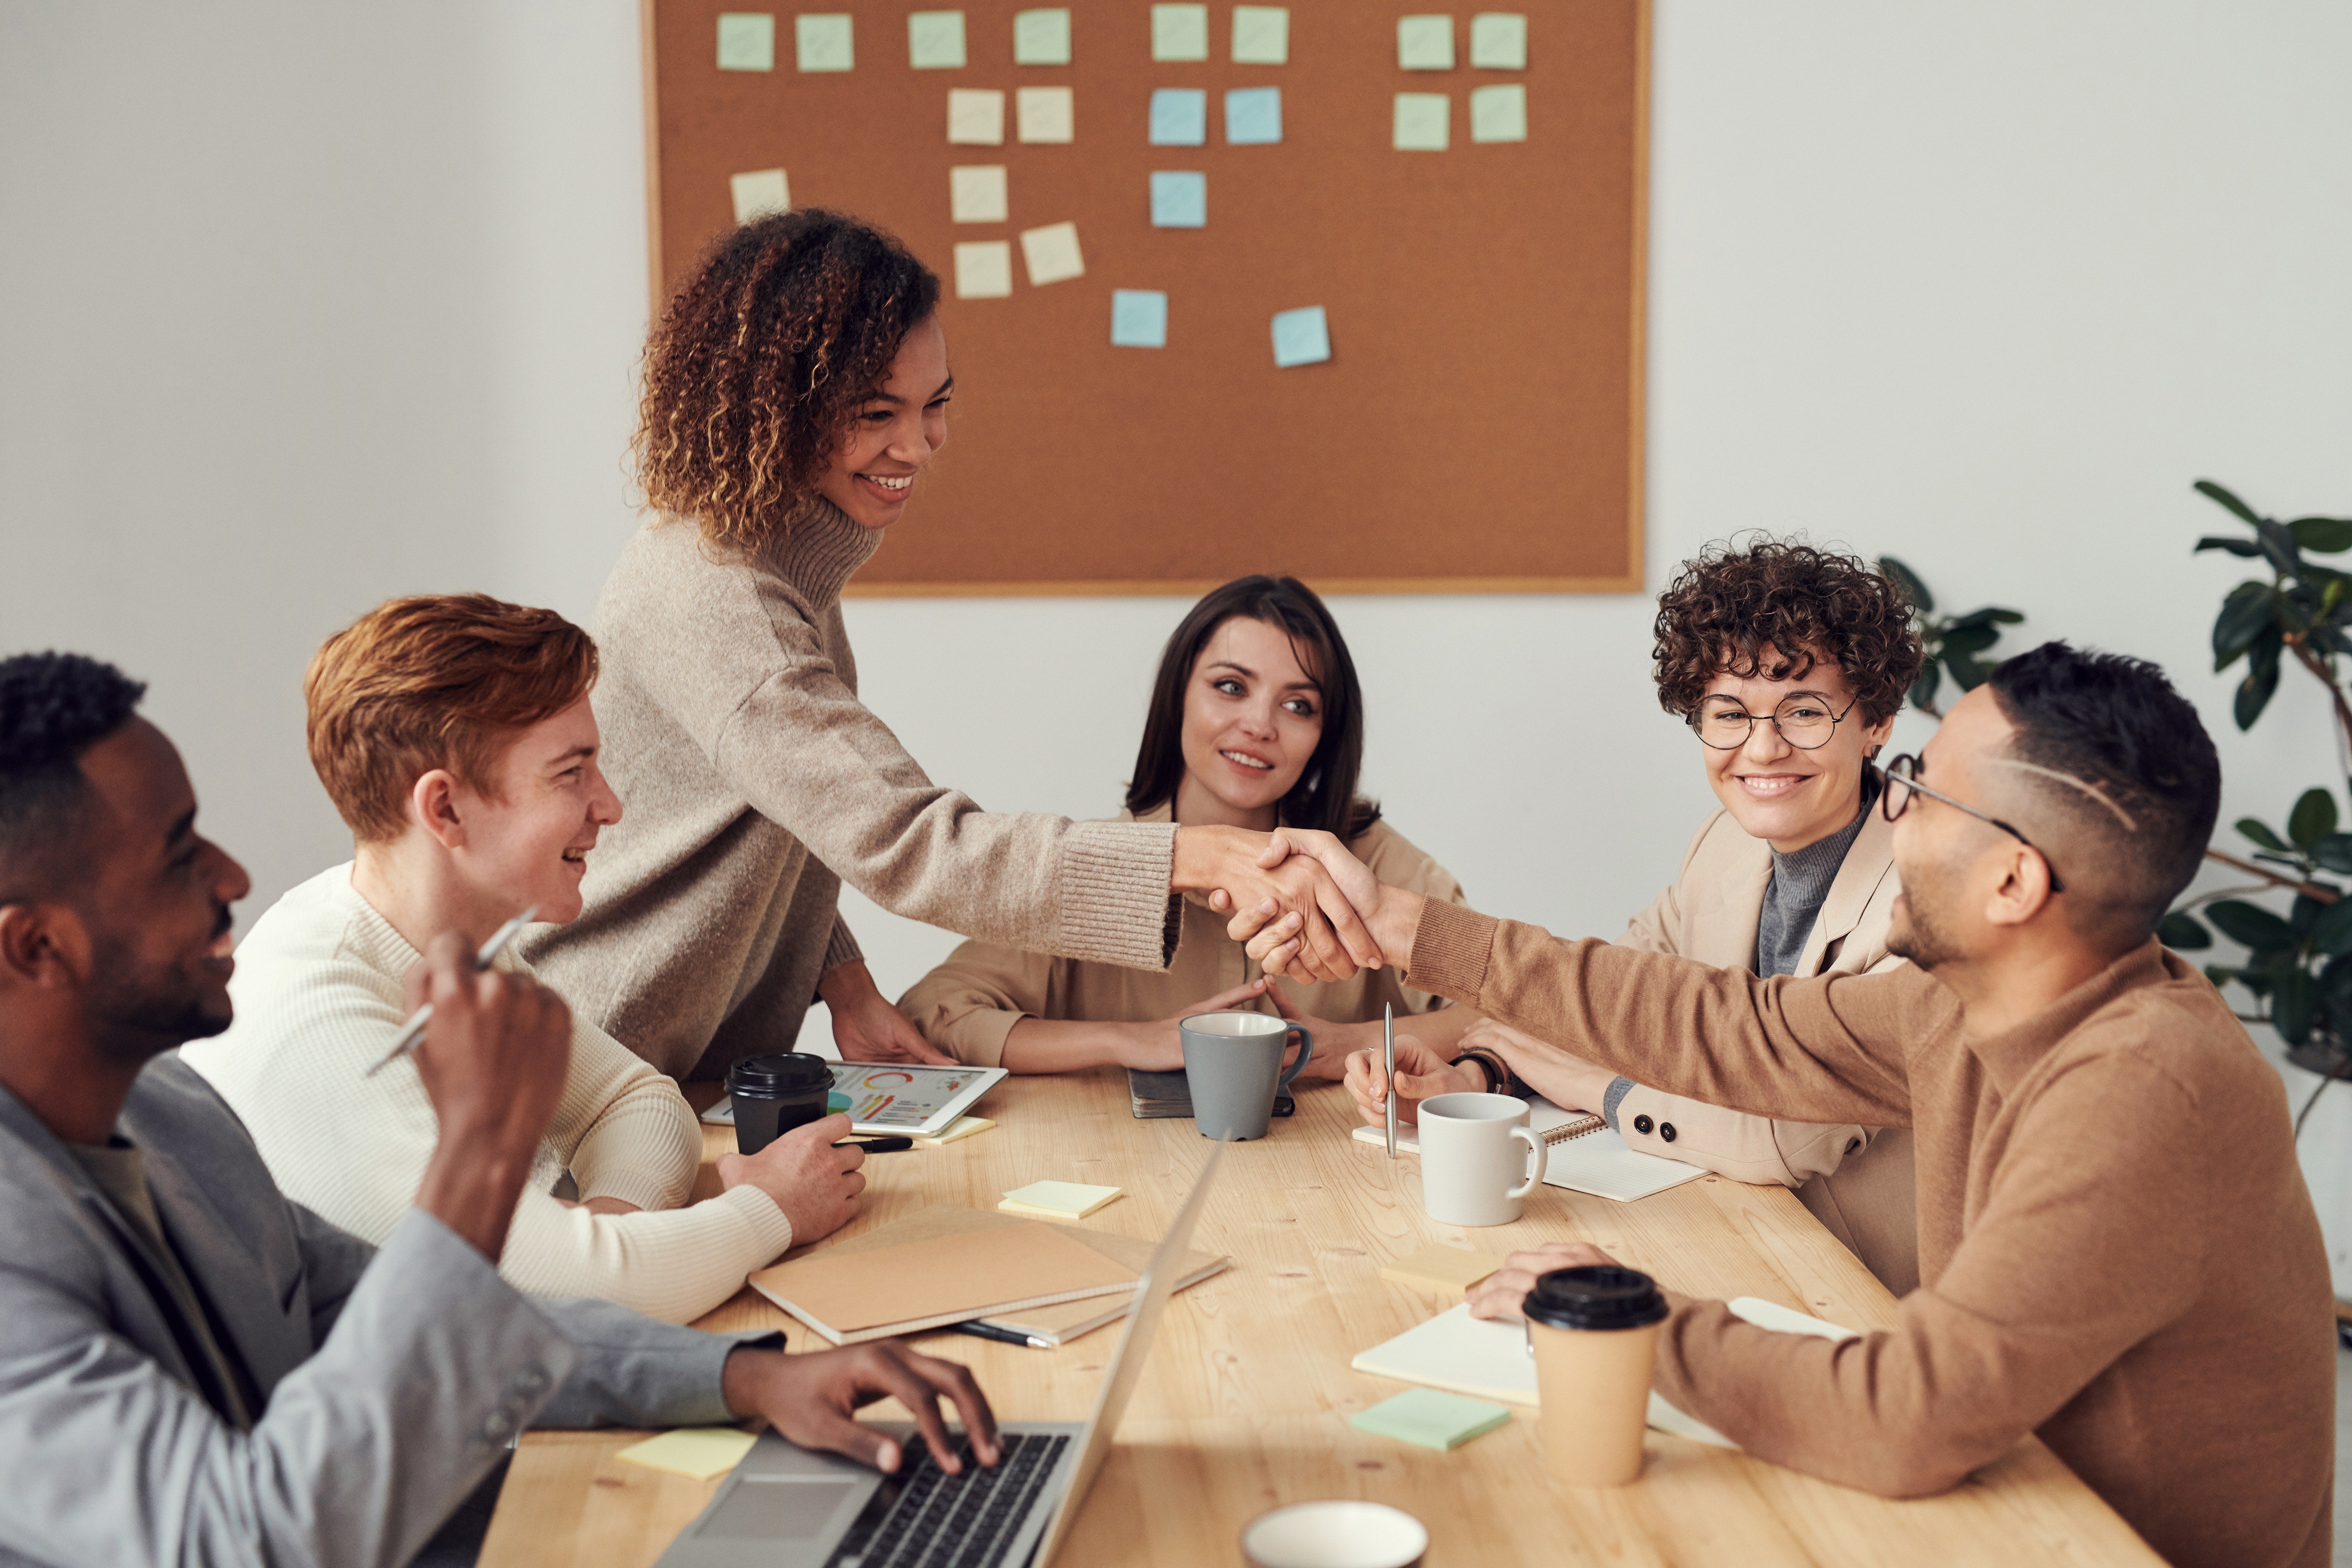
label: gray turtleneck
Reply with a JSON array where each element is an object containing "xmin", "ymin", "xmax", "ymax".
[{"xmin": 1754, "ymin": 792, "xmax": 1875, "ymax": 978}]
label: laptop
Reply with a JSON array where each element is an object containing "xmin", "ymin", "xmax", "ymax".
[{"xmin": 656, "ymin": 1144, "xmax": 1226, "ymax": 1568}]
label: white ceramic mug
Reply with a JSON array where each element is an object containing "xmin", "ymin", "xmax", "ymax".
[
  {"xmin": 1416, "ymin": 1092, "xmax": 1546, "ymax": 1227},
  {"xmin": 1241, "ymin": 1501, "xmax": 1428, "ymax": 1568}
]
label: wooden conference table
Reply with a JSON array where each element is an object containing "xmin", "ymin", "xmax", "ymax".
[{"xmin": 482, "ymin": 1071, "xmax": 2158, "ymax": 1567}]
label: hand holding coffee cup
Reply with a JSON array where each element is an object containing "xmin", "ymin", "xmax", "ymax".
[
  {"xmin": 1414, "ymin": 1092, "xmax": 1547, "ymax": 1226},
  {"xmin": 1523, "ymin": 1264, "xmax": 1670, "ymax": 1487},
  {"xmin": 1181, "ymin": 1010, "xmax": 1313, "ymax": 1141}
]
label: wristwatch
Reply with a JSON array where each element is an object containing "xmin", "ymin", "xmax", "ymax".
[{"xmin": 1456, "ymin": 1047, "xmax": 1524, "ymax": 1098}]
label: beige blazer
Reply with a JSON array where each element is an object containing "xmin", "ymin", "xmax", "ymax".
[
  {"xmin": 1614, "ymin": 804, "xmax": 1920, "ymax": 1294},
  {"xmin": 898, "ymin": 804, "xmax": 1467, "ymax": 1065}
]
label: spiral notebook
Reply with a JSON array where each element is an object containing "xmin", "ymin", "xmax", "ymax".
[{"xmin": 1350, "ymin": 1096, "xmax": 1705, "ymax": 1204}]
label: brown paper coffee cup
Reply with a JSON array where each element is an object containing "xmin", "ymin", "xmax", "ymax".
[{"xmin": 1523, "ymin": 1265, "xmax": 1669, "ymax": 1486}]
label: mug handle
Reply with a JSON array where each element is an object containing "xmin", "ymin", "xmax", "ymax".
[
  {"xmin": 1274, "ymin": 1025, "xmax": 1314, "ymax": 1092},
  {"xmin": 1506, "ymin": 1124, "xmax": 1546, "ymax": 1201}
]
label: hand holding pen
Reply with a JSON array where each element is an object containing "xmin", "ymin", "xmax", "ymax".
[{"xmin": 364, "ymin": 906, "xmax": 538, "ymax": 1078}]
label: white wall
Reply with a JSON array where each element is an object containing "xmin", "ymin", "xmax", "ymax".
[{"xmin": 6, "ymin": 2, "xmax": 2352, "ymax": 1270}]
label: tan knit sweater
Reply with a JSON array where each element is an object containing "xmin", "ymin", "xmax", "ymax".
[
  {"xmin": 524, "ymin": 504, "xmax": 1181, "ymax": 1080},
  {"xmin": 1407, "ymin": 900, "xmax": 2333, "ymax": 1568}
]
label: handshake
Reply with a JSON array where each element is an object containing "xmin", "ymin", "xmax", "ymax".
[{"xmin": 1178, "ymin": 824, "xmax": 1426, "ymax": 983}]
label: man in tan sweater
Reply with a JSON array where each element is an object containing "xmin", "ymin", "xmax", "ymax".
[{"xmin": 1245, "ymin": 642, "xmax": 2332, "ymax": 1568}]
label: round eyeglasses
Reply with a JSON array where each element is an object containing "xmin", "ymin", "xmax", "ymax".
[
  {"xmin": 1689, "ymin": 693, "xmax": 1858, "ymax": 751},
  {"xmin": 1880, "ymin": 753, "xmax": 2065, "ymax": 893}
]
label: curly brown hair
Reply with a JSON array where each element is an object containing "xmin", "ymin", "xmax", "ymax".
[
  {"xmin": 1651, "ymin": 538, "xmax": 1924, "ymax": 724},
  {"xmin": 635, "ymin": 208, "xmax": 940, "ymax": 550}
]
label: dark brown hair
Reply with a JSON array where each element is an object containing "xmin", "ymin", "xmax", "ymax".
[
  {"xmin": 306, "ymin": 595, "xmax": 599, "ymax": 843},
  {"xmin": 1125, "ymin": 577, "xmax": 1381, "ymax": 840},
  {"xmin": 636, "ymin": 208, "xmax": 941, "ymax": 551},
  {"xmin": 1652, "ymin": 537, "xmax": 1924, "ymax": 724}
]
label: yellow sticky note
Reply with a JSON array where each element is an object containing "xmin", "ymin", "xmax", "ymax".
[
  {"xmin": 1016, "ymin": 85, "xmax": 1074, "ymax": 143},
  {"xmin": 915, "ymin": 1115, "xmax": 995, "ymax": 1147},
  {"xmin": 953, "ymin": 241, "xmax": 1013, "ymax": 298},
  {"xmin": 947, "ymin": 87, "xmax": 1006, "ymax": 145},
  {"xmin": 949, "ymin": 165, "xmax": 1008, "ymax": 223},
  {"xmin": 1017, "ymin": 222, "xmax": 1084, "ymax": 287},
  {"xmin": 1380, "ymin": 1243, "xmax": 1503, "ymax": 1294},
  {"xmin": 615, "ymin": 1428, "xmax": 759, "ymax": 1481},
  {"xmin": 729, "ymin": 168, "xmax": 790, "ymax": 223},
  {"xmin": 1000, "ymin": 1179, "xmax": 1120, "ymax": 1218}
]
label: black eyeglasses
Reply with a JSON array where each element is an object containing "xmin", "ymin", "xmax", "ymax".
[
  {"xmin": 1689, "ymin": 693, "xmax": 1859, "ymax": 751},
  {"xmin": 1880, "ymin": 753, "xmax": 2065, "ymax": 893}
]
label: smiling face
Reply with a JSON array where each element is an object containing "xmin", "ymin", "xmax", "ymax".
[
  {"xmin": 437, "ymin": 696, "xmax": 622, "ymax": 927},
  {"xmin": 1171, "ymin": 616, "xmax": 1325, "ymax": 832},
  {"xmin": 815, "ymin": 316, "xmax": 952, "ymax": 531},
  {"xmin": 1696, "ymin": 649, "xmax": 1895, "ymax": 855}
]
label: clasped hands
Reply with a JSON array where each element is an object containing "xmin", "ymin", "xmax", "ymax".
[{"xmin": 1183, "ymin": 825, "xmax": 1423, "ymax": 983}]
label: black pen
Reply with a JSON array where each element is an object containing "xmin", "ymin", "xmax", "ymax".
[
  {"xmin": 946, "ymin": 1319, "xmax": 1050, "ymax": 1350},
  {"xmin": 832, "ymin": 1136, "xmax": 916, "ymax": 1153}
]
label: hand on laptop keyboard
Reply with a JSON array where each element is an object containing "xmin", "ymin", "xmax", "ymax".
[{"xmin": 720, "ymin": 1339, "xmax": 1002, "ymax": 1475}]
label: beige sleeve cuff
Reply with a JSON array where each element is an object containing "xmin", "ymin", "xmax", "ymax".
[
  {"xmin": 931, "ymin": 1004, "xmax": 1022, "ymax": 1069},
  {"xmin": 1403, "ymin": 897, "xmax": 1497, "ymax": 1005},
  {"xmin": 1049, "ymin": 818, "xmax": 1182, "ymax": 971},
  {"xmin": 821, "ymin": 915, "xmax": 863, "ymax": 977},
  {"xmin": 1613, "ymin": 1087, "xmax": 1867, "ymax": 1187}
]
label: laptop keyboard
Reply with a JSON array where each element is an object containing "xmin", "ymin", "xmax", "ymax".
[{"xmin": 823, "ymin": 1431, "xmax": 1071, "ymax": 1568}]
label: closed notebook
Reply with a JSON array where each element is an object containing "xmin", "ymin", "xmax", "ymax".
[
  {"xmin": 1352, "ymin": 1095, "xmax": 1705, "ymax": 1203},
  {"xmin": 1129, "ymin": 1067, "xmax": 1294, "ymax": 1121}
]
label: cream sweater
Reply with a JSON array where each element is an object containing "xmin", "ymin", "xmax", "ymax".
[
  {"xmin": 181, "ymin": 866, "xmax": 793, "ymax": 1323},
  {"xmin": 524, "ymin": 503, "xmax": 1181, "ymax": 1081}
]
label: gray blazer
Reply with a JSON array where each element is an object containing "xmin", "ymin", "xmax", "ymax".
[{"xmin": 0, "ymin": 1056, "xmax": 776, "ymax": 1567}]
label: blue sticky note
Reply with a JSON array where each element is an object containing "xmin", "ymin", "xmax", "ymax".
[
  {"xmin": 1111, "ymin": 290, "xmax": 1169, "ymax": 347},
  {"xmin": 1148, "ymin": 88, "xmax": 1208, "ymax": 147},
  {"xmin": 1224, "ymin": 87, "xmax": 1281, "ymax": 145},
  {"xmin": 1270, "ymin": 306, "xmax": 1329, "ymax": 368},
  {"xmin": 1149, "ymin": 171, "xmax": 1206, "ymax": 227}
]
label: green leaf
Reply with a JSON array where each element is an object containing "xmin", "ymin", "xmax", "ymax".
[
  {"xmin": 2312, "ymin": 897, "xmax": 2352, "ymax": 958},
  {"xmin": 2292, "ymin": 517, "xmax": 2352, "ymax": 554},
  {"xmin": 2159, "ymin": 911, "xmax": 2213, "ymax": 950},
  {"xmin": 2256, "ymin": 518, "xmax": 2305, "ymax": 579},
  {"xmin": 2275, "ymin": 967, "xmax": 2318, "ymax": 1045},
  {"xmin": 2238, "ymin": 817, "xmax": 2290, "ymax": 851},
  {"xmin": 2195, "ymin": 536, "xmax": 2265, "ymax": 558},
  {"xmin": 2290, "ymin": 788, "xmax": 2340, "ymax": 848},
  {"xmin": 1907, "ymin": 661, "xmax": 1942, "ymax": 712},
  {"xmin": 2212, "ymin": 581, "xmax": 2275, "ymax": 665},
  {"xmin": 2195, "ymin": 479, "xmax": 2265, "ymax": 527},
  {"xmin": 2205, "ymin": 898, "xmax": 2301, "ymax": 951},
  {"xmin": 2312, "ymin": 834, "xmax": 2352, "ymax": 874},
  {"xmin": 1945, "ymin": 607, "xmax": 2024, "ymax": 632},
  {"xmin": 1940, "ymin": 624, "xmax": 2002, "ymax": 656},
  {"xmin": 1878, "ymin": 556, "xmax": 1933, "ymax": 615},
  {"xmin": 2235, "ymin": 630, "xmax": 2282, "ymax": 730}
]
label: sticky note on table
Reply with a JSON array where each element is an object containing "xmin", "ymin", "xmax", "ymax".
[
  {"xmin": 1151, "ymin": 3, "xmax": 1210, "ymax": 60},
  {"xmin": 913, "ymin": 1115, "xmax": 994, "ymax": 1147},
  {"xmin": 1223, "ymin": 87, "xmax": 1281, "ymax": 144},
  {"xmin": 1017, "ymin": 222, "xmax": 1085, "ymax": 287},
  {"xmin": 1149, "ymin": 88, "xmax": 1208, "ymax": 145},
  {"xmin": 1111, "ymin": 290, "xmax": 1169, "ymax": 348},
  {"xmin": 1230, "ymin": 5, "xmax": 1289, "ymax": 64},
  {"xmin": 1013, "ymin": 8, "xmax": 1072, "ymax": 65},
  {"xmin": 1149, "ymin": 171, "xmax": 1206, "ymax": 227},
  {"xmin": 796, "ymin": 13, "xmax": 853, "ymax": 71},
  {"xmin": 1392, "ymin": 92, "xmax": 1450, "ymax": 151},
  {"xmin": 615, "ymin": 1427, "xmax": 760, "ymax": 1480},
  {"xmin": 1017, "ymin": 85, "xmax": 1074, "ymax": 143},
  {"xmin": 949, "ymin": 165, "xmax": 1008, "ymax": 223},
  {"xmin": 953, "ymin": 240, "xmax": 1013, "ymax": 298},
  {"xmin": 1469, "ymin": 83, "xmax": 1525, "ymax": 142},
  {"xmin": 908, "ymin": 10, "xmax": 966, "ymax": 68},
  {"xmin": 729, "ymin": 168, "xmax": 790, "ymax": 223},
  {"xmin": 947, "ymin": 87, "xmax": 1006, "ymax": 144},
  {"xmin": 1469, "ymin": 12, "xmax": 1526, "ymax": 69},
  {"xmin": 1350, "ymin": 1389, "xmax": 1512, "ymax": 1452},
  {"xmin": 1000, "ymin": 1179, "xmax": 1121, "ymax": 1218},
  {"xmin": 1397, "ymin": 15, "xmax": 1455, "ymax": 70},
  {"xmin": 1380, "ymin": 1243, "xmax": 1503, "ymax": 1294},
  {"xmin": 716, "ymin": 13, "xmax": 775, "ymax": 70},
  {"xmin": 1270, "ymin": 306, "xmax": 1330, "ymax": 368}
]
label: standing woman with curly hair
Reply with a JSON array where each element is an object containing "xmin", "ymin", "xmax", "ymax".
[{"xmin": 523, "ymin": 210, "xmax": 1377, "ymax": 1083}]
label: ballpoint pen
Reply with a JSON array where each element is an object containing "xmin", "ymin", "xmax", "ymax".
[
  {"xmin": 947, "ymin": 1319, "xmax": 1051, "ymax": 1350},
  {"xmin": 362, "ymin": 906, "xmax": 539, "ymax": 1079},
  {"xmin": 833, "ymin": 1137, "xmax": 916, "ymax": 1153},
  {"xmin": 1383, "ymin": 1003, "xmax": 1397, "ymax": 1159}
]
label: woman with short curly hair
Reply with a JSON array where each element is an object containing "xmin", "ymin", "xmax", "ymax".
[
  {"xmin": 524, "ymin": 209, "xmax": 1377, "ymax": 1083},
  {"xmin": 1356, "ymin": 536, "xmax": 1930, "ymax": 1294}
]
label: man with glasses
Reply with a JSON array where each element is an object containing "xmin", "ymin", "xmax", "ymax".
[{"xmin": 1247, "ymin": 641, "xmax": 2332, "ymax": 1568}]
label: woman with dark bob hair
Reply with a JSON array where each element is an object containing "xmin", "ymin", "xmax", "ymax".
[
  {"xmin": 898, "ymin": 576, "xmax": 1475, "ymax": 1074},
  {"xmin": 523, "ymin": 210, "xmax": 1377, "ymax": 1083},
  {"xmin": 1347, "ymin": 537, "xmax": 1931, "ymax": 1293}
]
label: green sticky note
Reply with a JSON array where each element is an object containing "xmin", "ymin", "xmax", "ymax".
[
  {"xmin": 1230, "ymin": 5, "xmax": 1288, "ymax": 65},
  {"xmin": 1469, "ymin": 83, "xmax": 1525, "ymax": 143},
  {"xmin": 616, "ymin": 1427, "xmax": 760, "ymax": 1480},
  {"xmin": 796, "ymin": 13, "xmax": 854, "ymax": 72},
  {"xmin": 1468, "ymin": 12, "xmax": 1526, "ymax": 69},
  {"xmin": 1151, "ymin": 3, "xmax": 1209, "ymax": 61},
  {"xmin": 716, "ymin": 13, "xmax": 775, "ymax": 71},
  {"xmin": 1013, "ymin": 8, "xmax": 1072, "ymax": 65},
  {"xmin": 1392, "ymin": 92, "xmax": 1450, "ymax": 151},
  {"xmin": 1350, "ymin": 1388, "xmax": 1512, "ymax": 1451},
  {"xmin": 1396, "ymin": 15, "xmax": 1454, "ymax": 71},
  {"xmin": 908, "ymin": 11, "xmax": 966, "ymax": 69}
]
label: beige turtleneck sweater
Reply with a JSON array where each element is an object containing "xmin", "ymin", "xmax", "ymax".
[{"xmin": 524, "ymin": 504, "xmax": 1182, "ymax": 1081}]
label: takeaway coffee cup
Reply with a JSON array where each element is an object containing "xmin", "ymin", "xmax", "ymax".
[
  {"xmin": 1523, "ymin": 1264, "xmax": 1670, "ymax": 1486},
  {"xmin": 1415, "ymin": 1092, "xmax": 1546, "ymax": 1227},
  {"xmin": 726, "ymin": 1052, "xmax": 835, "ymax": 1156},
  {"xmin": 1180, "ymin": 1010, "xmax": 1313, "ymax": 1141}
]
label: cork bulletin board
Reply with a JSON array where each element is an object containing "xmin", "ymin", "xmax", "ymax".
[{"xmin": 642, "ymin": 0, "xmax": 1648, "ymax": 593}]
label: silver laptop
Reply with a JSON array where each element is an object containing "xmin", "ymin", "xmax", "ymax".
[{"xmin": 657, "ymin": 1145, "xmax": 1225, "ymax": 1568}]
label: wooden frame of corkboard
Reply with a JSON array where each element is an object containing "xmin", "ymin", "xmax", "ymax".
[{"xmin": 642, "ymin": 0, "xmax": 1648, "ymax": 596}]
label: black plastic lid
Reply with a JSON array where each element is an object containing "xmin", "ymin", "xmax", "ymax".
[
  {"xmin": 1523, "ymin": 1265, "xmax": 1668, "ymax": 1331},
  {"xmin": 726, "ymin": 1052, "xmax": 834, "ymax": 1096}
]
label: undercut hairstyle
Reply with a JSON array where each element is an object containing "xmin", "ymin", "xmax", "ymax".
[
  {"xmin": 305, "ymin": 595, "xmax": 599, "ymax": 844},
  {"xmin": 1126, "ymin": 576, "xmax": 1383, "ymax": 842},
  {"xmin": 1987, "ymin": 641, "xmax": 2221, "ymax": 946},
  {"xmin": 636, "ymin": 207, "xmax": 942, "ymax": 552},
  {"xmin": 1652, "ymin": 538, "xmax": 1924, "ymax": 724},
  {"xmin": 0, "ymin": 653, "xmax": 147, "ymax": 897}
]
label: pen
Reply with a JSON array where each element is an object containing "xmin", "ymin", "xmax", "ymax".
[
  {"xmin": 833, "ymin": 1137, "xmax": 915, "ymax": 1153},
  {"xmin": 362, "ymin": 906, "xmax": 539, "ymax": 1079},
  {"xmin": 1383, "ymin": 1003, "xmax": 1397, "ymax": 1159},
  {"xmin": 946, "ymin": 1319, "xmax": 1050, "ymax": 1350}
]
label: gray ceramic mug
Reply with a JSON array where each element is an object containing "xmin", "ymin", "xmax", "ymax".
[{"xmin": 1180, "ymin": 1010, "xmax": 1314, "ymax": 1140}]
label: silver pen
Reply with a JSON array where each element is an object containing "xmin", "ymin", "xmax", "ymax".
[
  {"xmin": 362, "ymin": 906, "xmax": 539, "ymax": 1078},
  {"xmin": 1383, "ymin": 1002, "xmax": 1398, "ymax": 1159}
]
